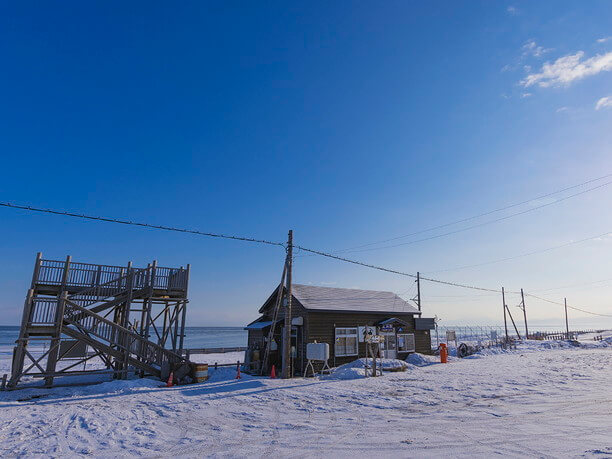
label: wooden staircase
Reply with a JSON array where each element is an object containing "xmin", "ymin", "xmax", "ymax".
[{"xmin": 8, "ymin": 254, "xmax": 190, "ymax": 389}]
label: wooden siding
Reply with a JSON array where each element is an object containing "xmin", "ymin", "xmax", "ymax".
[
  {"xmin": 305, "ymin": 311, "xmax": 432, "ymax": 368},
  {"xmin": 249, "ymin": 290, "xmax": 432, "ymax": 374}
]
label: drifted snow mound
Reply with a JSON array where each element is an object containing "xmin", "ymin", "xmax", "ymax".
[
  {"xmin": 405, "ymin": 353, "xmax": 439, "ymax": 366},
  {"xmin": 205, "ymin": 366, "xmax": 257, "ymax": 383},
  {"xmin": 323, "ymin": 358, "xmax": 409, "ymax": 380}
]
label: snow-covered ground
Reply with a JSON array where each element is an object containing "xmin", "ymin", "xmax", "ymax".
[{"xmin": 1, "ymin": 336, "xmax": 611, "ymax": 457}]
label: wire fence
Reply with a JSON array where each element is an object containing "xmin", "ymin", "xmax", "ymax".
[{"xmin": 434, "ymin": 325, "xmax": 606, "ymax": 345}]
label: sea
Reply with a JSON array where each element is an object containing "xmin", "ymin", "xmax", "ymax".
[{"xmin": 0, "ymin": 326, "xmax": 247, "ymax": 349}]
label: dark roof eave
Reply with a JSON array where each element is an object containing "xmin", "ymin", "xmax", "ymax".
[{"xmin": 305, "ymin": 309, "xmax": 421, "ymax": 315}]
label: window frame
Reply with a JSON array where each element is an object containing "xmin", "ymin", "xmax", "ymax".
[
  {"xmin": 397, "ymin": 333, "xmax": 416, "ymax": 352},
  {"xmin": 334, "ymin": 327, "xmax": 359, "ymax": 357}
]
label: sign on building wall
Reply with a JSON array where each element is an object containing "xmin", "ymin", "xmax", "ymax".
[{"xmin": 358, "ymin": 326, "xmax": 376, "ymax": 342}]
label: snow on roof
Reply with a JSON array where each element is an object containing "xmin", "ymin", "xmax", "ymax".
[{"xmin": 291, "ymin": 284, "xmax": 420, "ymax": 314}]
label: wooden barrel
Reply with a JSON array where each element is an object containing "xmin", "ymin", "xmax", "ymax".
[{"xmin": 192, "ymin": 363, "xmax": 209, "ymax": 383}]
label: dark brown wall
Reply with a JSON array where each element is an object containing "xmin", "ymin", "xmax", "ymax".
[
  {"xmin": 305, "ymin": 310, "xmax": 432, "ymax": 367},
  {"xmin": 250, "ymin": 290, "xmax": 432, "ymax": 373}
]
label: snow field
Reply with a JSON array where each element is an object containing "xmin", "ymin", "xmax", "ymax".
[{"xmin": 0, "ymin": 339, "xmax": 611, "ymax": 457}]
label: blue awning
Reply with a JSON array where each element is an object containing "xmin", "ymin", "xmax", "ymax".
[{"xmin": 245, "ymin": 320, "xmax": 273, "ymax": 330}]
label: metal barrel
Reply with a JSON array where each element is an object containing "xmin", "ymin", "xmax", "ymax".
[{"xmin": 193, "ymin": 363, "xmax": 208, "ymax": 382}]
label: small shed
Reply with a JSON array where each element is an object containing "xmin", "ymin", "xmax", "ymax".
[{"xmin": 245, "ymin": 284, "xmax": 434, "ymax": 375}]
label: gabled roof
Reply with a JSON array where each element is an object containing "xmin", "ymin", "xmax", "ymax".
[{"xmin": 289, "ymin": 284, "xmax": 420, "ymax": 314}]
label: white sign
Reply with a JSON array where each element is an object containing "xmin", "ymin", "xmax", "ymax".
[
  {"xmin": 358, "ymin": 326, "xmax": 376, "ymax": 342},
  {"xmin": 366, "ymin": 334, "xmax": 385, "ymax": 344},
  {"xmin": 446, "ymin": 330, "xmax": 456, "ymax": 342}
]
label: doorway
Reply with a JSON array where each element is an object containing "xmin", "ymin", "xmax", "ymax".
[{"xmin": 382, "ymin": 333, "xmax": 397, "ymax": 359}]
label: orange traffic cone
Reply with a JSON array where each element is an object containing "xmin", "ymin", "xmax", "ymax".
[
  {"xmin": 270, "ymin": 365, "xmax": 276, "ymax": 379},
  {"xmin": 166, "ymin": 371, "xmax": 174, "ymax": 387},
  {"xmin": 235, "ymin": 363, "xmax": 241, "ymax": 379}
]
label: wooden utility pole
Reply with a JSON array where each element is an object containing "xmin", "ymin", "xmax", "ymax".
[
  {"xmin": 564, "ymin": 297, "xmax": 569, "ymax": 338},
  {"xmin": 502, "ymin": 287, "xmax": 508, "ymax": 340},
  {"xmin": 416, "ymin": 272, "xmax": 421, "ymax": 312},
  {"xmin": 282, "ymin": 230, "xmax": 293, "ymax": 379},
  {"xmin": 520, "ymin": 288, "xmax": 528, "ymax": 339}
]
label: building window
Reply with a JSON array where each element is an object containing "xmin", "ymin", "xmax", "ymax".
[
  {"xmin": 335, "ymin": 327, "xmax": 358, "ymax": 356},
  {"xmin": 397, "ymin": 333, "xmax": 416, "ymax": 352}
]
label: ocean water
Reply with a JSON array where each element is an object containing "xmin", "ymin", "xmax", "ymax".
[{"xmin": 0, "ymin": 326, "xmax": 247, "ymax": 349}]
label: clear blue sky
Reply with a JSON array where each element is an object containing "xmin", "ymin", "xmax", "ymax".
[{"xmin": 1, "ymin": 1, "xmax": 611, "ymax": 328}]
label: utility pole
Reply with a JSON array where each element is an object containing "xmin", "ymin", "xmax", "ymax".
[
  {"xmin": 416, "ymin": 272, "xmax": 421, "ymax": 312},
  {"xmin": 564, "ymin": 297, "xmax": 569, "ymax": 339},
  {"xmin": 502, "ymin": 287, "xmax": 508, "ymax": 341},
  {"xmin": 520, "ymin": 288, "xmax": 528, "ymax": 339},
  {"xmin": 282, "ymin": 230, "xmax": 293, "ymax": 379}
]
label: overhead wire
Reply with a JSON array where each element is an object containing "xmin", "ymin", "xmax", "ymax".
[
  {"xmin": 2, "ymin": 199, "xmax": 611, "ymax": 318},
  {"xmin": 338, "ymin": 178, "xmax": 612, "ymax": 254},
  {"xmin": 424, "ymin": 230, "xmax": 612, "ymax": 274},
  {"xmin": 0, "ymin": 201, "xmax": 285, "ymax": 247},
  {"xmin": 524, "ymin": 293, "xmax": 612, "ymax": 317},
  {"xmin": 331, "ymin": 172, "xmax": 612, "ymax": 253}
]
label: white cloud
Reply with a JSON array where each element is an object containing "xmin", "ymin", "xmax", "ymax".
[
  {"xmin": 556, "ymin": 106, "xmax": 569, "ymax": 113},
  {"xmin": 507, "ymin": 6, "xmax": 518, "ymax": 15},
  {"xmin": 597, "ymin": 37, "xmax": 611, "ymax": 43},
  {"xmin": 521, "ymin": 51, "xmax": 612, "ymax": 87},
  {"xmin": 521, "ymin": 92, "xmax": 532, "ymax": 98},
  {"xmin": 522, "ymin": 39, "xmax": 552, "ymax": 58},
  {"xmin": 595, "ymin": 96, "xmax": 612, "ymax": 110}
]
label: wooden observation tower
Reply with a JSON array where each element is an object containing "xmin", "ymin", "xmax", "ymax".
[{"xmin": 8, "ymin": 253, "xmax": 190, "ymax": 389}]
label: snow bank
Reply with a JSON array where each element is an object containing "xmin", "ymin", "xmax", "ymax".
[
  {"xmin": 405, "ymin": 353, "xmax": 439, "ymax": 366},
  {"xmin": 324, "ymin": 358, "xmax": 409, "ymax": 380}
]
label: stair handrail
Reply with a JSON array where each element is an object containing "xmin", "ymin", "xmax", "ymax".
[
  {"xmin": 67, "ymin": 266, "xmax": 152, "ymax": 307},
  {"xmin": 63, "ymin": 298, "xmax": 185, "ymax": 366}
]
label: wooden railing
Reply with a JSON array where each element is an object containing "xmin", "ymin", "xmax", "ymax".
[
  {"xmin": 63, "ymin": 299, "xmax": 185, "ymax": 370},
  {"xmin": 66, "ymin": 267, "xmax": 151, "ymax": 309},
  {"xmin": 34, "ymin": 258, "xmax": 188, "ymax": 294}
]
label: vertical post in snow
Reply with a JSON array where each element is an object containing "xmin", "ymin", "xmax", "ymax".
[
  {"xmin": 282, "ymin": 230, "xmax": 293, "ymax": 379},
  {"xmin": 564, "ymin": 298, "xmax": 569, "ymax": 339},
  {"xmin": 521, "ymin": 288, "xmax": 528, "ymax": 339},
  {"xmin": 502, "ymin": 287, "xmax": 508, "ymax": 341},
  {"xmin": 416, "ymin": 272, "xmax": 421, "ymax": 312}
]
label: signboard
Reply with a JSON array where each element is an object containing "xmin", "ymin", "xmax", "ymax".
[
  {"xmin": 380, "ymin": 324, "xmax": 394, "ymax": 332},
  {"xmin": 366, "ymin": 334, "xmax": 385, "ymax": 344},
  {"xmin": 490, "ymin": 330, "xmax": 498, "ymax": 341},
  {"xmin": 59, "ymin": 340, "xmax": 88, "ymax": 359},
  {"xmin": 415, "ymin": 318, "xmax": 436, "ymax": 330},
  {"xmin": 446, "ymin": 330, "xmax": 457, "ymax": 342},
  {"xmin": 359, "ymin": 326, "xmax": 376, "ymax": 343}
]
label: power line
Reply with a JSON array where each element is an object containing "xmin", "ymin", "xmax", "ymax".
[
  {"xmin": 525, "ymin": 293, "xmax": 612, "ymax": 317},
  {"xmin": 0, "ymin": 201, "xmax": 285, "ymax": 248},
  {"xmin": 425, "ymin": 230, "xmax": 612, "ymax": 274},
  {"xmin": 297, "ymin": 245, "xmax": 611, "ymax": 316},
  {"xmin": 531, "ymin": 277, "xmax": 612, "ymax": 293},
  {"xmin": 339, "ymin": 178, "xmax": 612, "ymax": 254},
  {"xmin": 332, "ymin": 173, "xmax": 612, "ymax": 253},
  {"xmin": 295, "ymin": 245, "xmax": 502, "ymax": 293},
  {"xmin": 294, "ymin": 246, "xmax": 418, "ymax": 279},
  {"xmin": 3, "ymin": 200, "xmax": 610, "ymax": 318}
]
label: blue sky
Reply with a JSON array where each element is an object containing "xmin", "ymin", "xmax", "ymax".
[{"xmin": 1, "ymin": 1, "xmax": 611, "ymax": 328}]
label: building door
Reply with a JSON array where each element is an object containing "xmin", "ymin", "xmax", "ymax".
[{"xmin": 382, "ymin": 333, "xmax": 397, "ymax": 359}]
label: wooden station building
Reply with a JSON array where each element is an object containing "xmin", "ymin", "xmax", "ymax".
[{"xmin": 245, "ymin": 284, "xmax": 435, "ymax": 375}]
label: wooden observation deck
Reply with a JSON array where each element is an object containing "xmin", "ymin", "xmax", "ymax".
[{"xmin": 7, "ymin": 253, "xmax": 191, "ymax": 389}]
